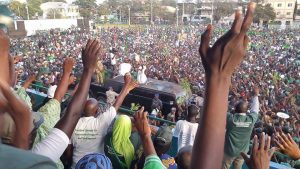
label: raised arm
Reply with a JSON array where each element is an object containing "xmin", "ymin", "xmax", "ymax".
[
  {"xmin": 53, "ymin": 58, "xmax": 75, "ymax": 103},
  {"xmin": 133, "ymin": 107, "xmax": 156, "ymax": 156},
  {"xmin": 191, "ymin": 3, "xmax": 256, "ymax": 169},
  {"xmin": 54, "ymin": 40, "xmax": 101, "ymax": 138},
  {"xmin": 0, "ymin": 81, "xmax": 31, "ymax": 150},
  {"xmin": 113, "ymin": 73, "xmax": 138, "ymax": 111},
  {"xmin": 0, "ymin": 30, "xmax": 10, "ymax": 84},
  {"xmin": 23, "ymin": 74, "xmax": 37, "ymax": 89},
  {"xmin": 8, "ymin": 55, "xmax": 17, "ymax": 87}
]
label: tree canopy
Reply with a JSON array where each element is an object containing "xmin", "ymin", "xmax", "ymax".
[{"xmin": 254, "ymin": 4, "xmax": 276, "ymax": 23}]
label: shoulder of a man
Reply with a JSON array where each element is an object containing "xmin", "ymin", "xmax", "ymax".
[
  {"xmin": 0, "ymin": 143, "xmax": 56, "ymax": 169},
  {"xmin": 98, "ymin": 106, "xmax": 117, "ymax": 121},
  {"xmin": 247, "ymin": 112, "xmax": 259, "ymax": 122}
]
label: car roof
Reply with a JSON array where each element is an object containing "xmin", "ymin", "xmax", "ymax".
[{"xmin": 106, "ymin": 76, "xmax": 188, "ymax": 98}]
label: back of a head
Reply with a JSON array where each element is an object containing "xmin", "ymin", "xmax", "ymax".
[
  {"xmin": 154, "ymin": 126, "xmax": 173, "ymax": 155},
  {"xmin": 75, "ymin": 153, "xmax": 112, "ymax": 169},
  {"xmin": 84, "ymin": 98, "xmax": 99, "ymax": 117},
  {"xmin": 175, "ymin": 145, "xmax": 193, "ymax": 169},
  {"xmin": 112, "ymin": 115, "xmax": 134, "ymax": 168},
  {"xmin": 187, "ymin": 105, "xmax": 199, "ymax": 118},
  {"xmin": 235, "ymin": 101, "xmax": 248, "ymax": 114}
]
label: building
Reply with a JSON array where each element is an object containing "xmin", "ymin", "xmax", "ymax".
[
  {"xmin": 40, "ymin": 2, "xmax": 81, "ymax": 19},
  {"xmin": 295, "ymin": 0, "xmax": 300, "ymax": 26},
  {"xmin": 264, "ymin": 0, "xmax": 296, "ymax": 25}
]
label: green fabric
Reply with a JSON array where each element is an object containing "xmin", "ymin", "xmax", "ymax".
[
  {"xmin": 104, "ymin": 133, "xmax": 127, "ymax": 169},
  {"xmin": 224, "ymin": 112, "xmax": 258, "ymax": 157},
  {"xmin": 15, "ymin": 87, "xmax": 33, "ymax": 110},
  {"xmin": 112, "ymin": 115, "xmax": 135, "ymax": 168},
  {"xmin": 143, "ymin": 155, "xmax": 166, "ymax": 169},
  {"xmin": 0, "ymin": 143, "xmax": 56, "ymax": 169}
]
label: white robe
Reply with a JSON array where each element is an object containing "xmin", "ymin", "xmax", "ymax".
[{"xmin": 137, "ymin": 66, "xmax": 147, "ymax": 84}]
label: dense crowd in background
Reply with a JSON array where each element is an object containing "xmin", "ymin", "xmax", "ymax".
[{"xmin": 1, "ymin": 3, "xmax": 300, "ymax": 169}]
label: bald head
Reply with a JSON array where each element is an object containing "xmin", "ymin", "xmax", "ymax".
[
  {"xmin": 84, "ymin": 98, "xmax": 99, "ymax": 117},
  {"xmin": 235, "ymin": 101, "xmax": 248, "ymax": 113}
]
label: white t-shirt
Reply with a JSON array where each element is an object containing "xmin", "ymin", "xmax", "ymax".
[
  {"xmin": 32, "ymin": 128, "xmax": 69, "ymax": 162},
  {"xmin": 173, "ymin": 120, "xmax": 198, "ymax": 150},
  {"xmin": 70, "ymin": 107, "xmax": 117, "ymax": 168}
]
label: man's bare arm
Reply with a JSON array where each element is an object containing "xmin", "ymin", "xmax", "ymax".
[
  {"xmin": 191, "ymin": 3, "xmax": 256, "ymax": 169},
  {"xmin": 53, "ymin": 58, "xmax": 75, "ymax": 103},
  {"xmin": 0, "ymin": 30, "xmax": 10, "ymax": 84},
  {"xmin": 54, "ymin": 40, "xmax": 101, "ymax": 138}
]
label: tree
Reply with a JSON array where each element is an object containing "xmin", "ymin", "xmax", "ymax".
[
  {"xmin": 27, "ymin": 0, "xmax": 43, "ymax": 19},
  {"xmin": 160, "ymin": 0, "xmax": 176, "ymax": 7},
  {"xmin": 213, "ymin": 2, "xmax": 235, "ymax": 23},
  {"xmin": 253, "ymin": 4, "xmax": 276, "ymax": 23},
  {"xmin": 9, "ymin": 1, "xmax": 27, "ymax": 19},
  {"xmin": 47, "ymin": 9, "xmax": 62, "ymax": 19},
  {"xmin": 75, "ymin": 0, "xmax": 97, "ymax": 19}
]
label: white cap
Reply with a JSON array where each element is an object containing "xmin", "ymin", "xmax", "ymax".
[{"xmin": 47, "ymin": 85, "xmax": 57, "ymax": 98}]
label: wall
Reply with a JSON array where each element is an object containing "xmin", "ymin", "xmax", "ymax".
[
  {"xmin": 24, "ymin": 19, "xmax": 78, "ymax": 36},
  {"xmin": 8, "ymin": 19, "xmax": 90, "ymax": 38}
]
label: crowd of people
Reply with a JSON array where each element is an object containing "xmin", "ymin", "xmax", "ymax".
[{"xmin": 0, "ymin": 2, "xmax": 300, "ymax": 169}]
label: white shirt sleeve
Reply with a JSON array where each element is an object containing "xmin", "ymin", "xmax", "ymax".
[
  {"xmin": 173, "ymin": 120, "xmax": 183, "ymax": 137},
  {"xmin": 97, "ymin": 106, "xmax": 117, "ymax": 126},
  {"xmin": 32, "ymin": 128, "xmax": 69, "ymax": 162},
  {"xmin": 250, "ymin": 96, "xmax": 259, "ymax": 114}
]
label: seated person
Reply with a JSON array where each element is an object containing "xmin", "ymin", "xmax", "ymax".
[{"xmin": 104, "ymin": 115, "xmax": 140, "ymax": 169}]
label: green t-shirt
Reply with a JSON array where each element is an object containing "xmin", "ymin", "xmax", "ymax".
[
  {"xmin": 224, "ymin": 112, "xmax": 258, "ymax": 157},
  {"xmin": 0, "ymin": 143, "xmax": 56, "ymax": 169}
]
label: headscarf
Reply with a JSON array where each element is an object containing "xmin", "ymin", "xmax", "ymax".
[
  {"xmin": 112, "ymin": 115, "xmax": 135, "ymax": 168},
  {"xmin": 75, "ymin": 153, "xmax": 112, "ymax": 169}
]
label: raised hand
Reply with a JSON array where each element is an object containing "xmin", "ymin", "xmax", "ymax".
[
  {"xmin": 199, "ymin": 3, "xmax": 256, "ymax": 78},
  {"xmin": 23, "ymin": 74, "xmax": 37, "ymax": 89},
  {"xmin": 241, "ymin": 133, "xmax": 275, "ymax": 169},
  {"xmin": 68, "ymin": 75, "xmax": 77, "ymax": 85},
  {"xmin": 274, "ymin": 132, "xmax": 300, "ymax": 160},
  {"xmin": 124, "ymin": 73, "xmax": 139, "ymax": 92},
  {"xmin": 63, "ymin": 58, "xmax": 75, "ymax": 74},
  {"xmin": 133, "ymin": 107, "xmax": 151, "ymax": 138},
  {"xmin": 82, "ymin": 39, "xmax": 101, "ymax": 71},
  {"xmin": 0, "ymin": 80, "xmax": 31, "ymax": 149}
]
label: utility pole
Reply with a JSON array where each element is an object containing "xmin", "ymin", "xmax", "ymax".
[
  {"xmin": 182, "ymin": 2, "xmax": 185, "ymax": 24},
  {"xmin": 26, "ymin": 4, "xmax": 29, "ymax": 20},
  {"xmin": 128, "ymin": 6, "xmax": 131, "ymax": 25},
  {"xmin": 150, "ymin": 0, "xmax": 153, "ymax": 25},
  {"xmin": 211, "ymin": 0, "xmax": 214, "ymax": 24},
  {"xmin": 176, "ymin": 5, "xmax": 179, "ymax": 27}
]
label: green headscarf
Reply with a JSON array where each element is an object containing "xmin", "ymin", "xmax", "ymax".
[{"xmin": 112, "ymin": 115, "xmax": 135, "ymax": 168}]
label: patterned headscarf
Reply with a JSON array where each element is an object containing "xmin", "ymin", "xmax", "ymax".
[
  {"xmin": 75, "ymin": 153, "xmax": 112, "ymax": 169},
  {"xmin": 112, "ymin": 115, "xmax": 135, "ymax": 168}
]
